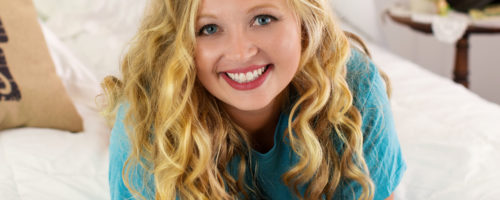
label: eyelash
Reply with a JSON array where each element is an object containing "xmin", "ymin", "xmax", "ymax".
[{"xmin": 197, "ymin": 14, "xmax": 278, "ymax": 36}]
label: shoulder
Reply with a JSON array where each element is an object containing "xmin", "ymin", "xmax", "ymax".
[
  {"xmin": 344, "ymin": 48, "xmax": 395, "ymax": 147},
  {"xmin": 108, "ymin": 103, "xmax": 135, "ymax": 199},
  {"xmin": 109, "ymin": 103, "xmax": 131, "ymax": 156},
  {"xmin": 108, "ymin": 103, "xmax": 157, "ymax": 199},
  {"xmin": 343, "ymin": 48, "xmax": 407, "ymax": 199},
  {"xmin": 345, "ymin": 48, "xmax": 386, "ymax": 112}
]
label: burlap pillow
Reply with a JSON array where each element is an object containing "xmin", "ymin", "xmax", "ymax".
[{"xmin": 0, "ymin": 0, "xmax": 83, "ymax": 132}]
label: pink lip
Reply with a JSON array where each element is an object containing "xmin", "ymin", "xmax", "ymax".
[
  {"xmin": 221, "ymin": 64, "xmax": 273, "ymax": 90},
  {"xmin": 222, "ymin": 64, "xmax": 268, "ymax": 74}
]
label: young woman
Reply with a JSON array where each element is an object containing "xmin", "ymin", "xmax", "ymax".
[{"xmin": 103, "ymin": 0, "xmax": 406, "ymax": 199}]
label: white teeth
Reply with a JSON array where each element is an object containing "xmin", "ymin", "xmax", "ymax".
[
  {"xmin": 246, "ymin": 72, "xmax": 253, "ymax": 81},
  {"xmin": 226, "ymin": 65, "xmax": 268, "ymax": 83},
  {"xmin": 239, "ymin": 73, "xmax": 246, "ymax": 82}
]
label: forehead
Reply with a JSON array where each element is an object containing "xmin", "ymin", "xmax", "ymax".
[{"xmin": 197, "ymin": 0, "xmax": 290, "ymax": 15}]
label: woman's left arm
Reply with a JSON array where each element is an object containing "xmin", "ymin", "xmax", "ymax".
[
  {"xmin": 358, "ymin": 60, "xmax": 406, "ymax": 199},
  {"xmin": 346, "ymin": 50, "xmax": 407, "ymax": 199}
]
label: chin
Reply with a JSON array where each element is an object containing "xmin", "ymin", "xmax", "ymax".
[{"xmin": 224, "ymin": 96, "xmax": 275, "ymax": 112}]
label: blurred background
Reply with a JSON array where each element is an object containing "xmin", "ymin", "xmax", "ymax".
[{"xmin": 332, "ymin": 0, "xmax": 500, "ymax": 105}]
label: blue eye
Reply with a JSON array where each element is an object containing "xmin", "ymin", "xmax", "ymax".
[
  {"xmin": 199, "ymin": 24, "xmax": 218, "ymax": 36},
  {"xmin": 253, "ymin": 15, "xmax": 276, "ymax": 26}
]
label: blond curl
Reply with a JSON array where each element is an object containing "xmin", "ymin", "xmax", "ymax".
[{"xmin": 101, "ymin": 0, "xmax": 390, "ymax": 199}]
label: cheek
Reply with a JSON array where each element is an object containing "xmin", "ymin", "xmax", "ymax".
[
  {"xmin": 277, "ymin": 32, "xmax": 301, "ymax": 66},
  {"xmin": 194, "ymin": 42, "xmax": 218, "ymax": 87},
  {"xmin": 264, "ymin": 23, "xmax": 302, "ymax": 72},
  {"xmin": 195, "ymin": 42, "xmax": 212, "ymax": 72}
]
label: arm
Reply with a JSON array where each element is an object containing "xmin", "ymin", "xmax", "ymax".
[
  {"xmin": 344, "ymin": 49, "xmax": 407, "ymax": 199},
  {"xmin": 385, "ymin": 193, "xmax": 394, "ymax": 200},
  {"xmin": 359, "ymin": 58, "xmax": 406, "ymax": 199},
  {"xmin": 108, "ymin": 105, "xmax": 136, "ymax": 200},
  {"xmin": 108, "ymin": 104, "xmax": 155, "ymax": 200}
]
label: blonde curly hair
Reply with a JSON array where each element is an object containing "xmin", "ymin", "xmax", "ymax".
[{"xmin": 101, "ymin": 0, "xmax": 388, "ymax": 199}]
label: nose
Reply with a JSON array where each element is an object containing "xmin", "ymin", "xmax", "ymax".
[{"xmin": 224, "ymin": 28, "xmax": 258, "ymax": 62}]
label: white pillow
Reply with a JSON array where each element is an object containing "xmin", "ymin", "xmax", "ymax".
[
  {"xmin": 41, "ymin": 21, "xmax": 101, "ymax": 110},
  {"xmin": 33, "ymin": 0, "xmax": 146, "ymax": 81}
]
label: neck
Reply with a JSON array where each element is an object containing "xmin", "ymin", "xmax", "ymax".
[{"xmin": 223, "ymin": 93, "xmax": 285, "ymax": 153}]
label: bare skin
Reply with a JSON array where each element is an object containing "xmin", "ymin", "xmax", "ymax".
[
  {"xmin": 223, "ymin": 92, "xmax": 285, "ymax": 153},
  {"xmin": 195, "ymin": 0, "xmax": 301, "ymax": 151}
]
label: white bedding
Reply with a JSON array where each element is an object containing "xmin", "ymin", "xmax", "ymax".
[
  {"xmin": 369, "ymin": 44, "xmax": 500, "ymax": 199},
  {"xmin": 0, "ymin": 24, "xmax": 110, "ymax": 200},
  {"xmin": 1, "ymin": 2, "xmax": 500, "ymax": 199}
]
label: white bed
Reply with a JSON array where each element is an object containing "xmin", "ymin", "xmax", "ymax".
[{"xmin": 1, "ymin": 1, "xmax": 500, "ymax": 199}]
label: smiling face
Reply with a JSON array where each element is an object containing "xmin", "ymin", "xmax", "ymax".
[{"xmin": 194, "ymin": 0, "xmax": 302, "ymax": 113}]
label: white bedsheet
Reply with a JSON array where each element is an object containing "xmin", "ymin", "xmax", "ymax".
[
  {"xmin": 369, "ymin": 44, "xmax": 500, "ymax": 199},
  {"xmin": 0, "ymin": 105, "xmax": 109, "ymax": 200}
]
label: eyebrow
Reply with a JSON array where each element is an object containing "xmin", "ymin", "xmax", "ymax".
[
  {"xmin": 247, "ymin": 3, "xmax": 280, "ymax": 14},
  {"xmin": 197, "ymin": 3, "xmax": 280, "ymax": 20}
]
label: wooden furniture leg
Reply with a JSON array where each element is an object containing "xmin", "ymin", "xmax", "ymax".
[{"xmin": 454, "ymin": 33, "xmax": 469, "ymax": 88}]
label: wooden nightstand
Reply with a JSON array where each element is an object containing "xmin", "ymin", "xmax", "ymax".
[{"xmin": 387, "ymin": 11, "xmax": 500, "ymax": 88}]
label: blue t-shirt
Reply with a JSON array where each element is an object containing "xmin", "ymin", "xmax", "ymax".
[{"xmin": 108, "ymin": 50, "xmax": 406, "ymax": 200}]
